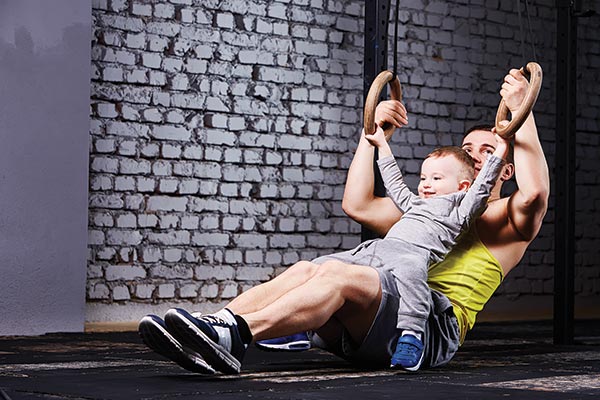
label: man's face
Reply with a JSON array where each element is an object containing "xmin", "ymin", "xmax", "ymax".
[{"xmin": 461, "ymin": 130, "xmax": 497, "ymax": 178}]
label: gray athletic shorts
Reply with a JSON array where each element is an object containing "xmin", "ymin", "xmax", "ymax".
[{"xmin": 311, "ymin": 239, "xmax": 460, "ymax": 368}]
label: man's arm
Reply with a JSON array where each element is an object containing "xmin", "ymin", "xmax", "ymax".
[
  {"xmin": 342, "ymin": 101, "xmax": 407, "ymax": 236},
  {"xmin": 502, "ymin": 70, "xmax": 550, "ymax": 241}
]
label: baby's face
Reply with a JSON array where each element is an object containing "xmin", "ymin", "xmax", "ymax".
[{"xmin": 418, "ymin": 155, "xmax": 467, "ymax": 198}]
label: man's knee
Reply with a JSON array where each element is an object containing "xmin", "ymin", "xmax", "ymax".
[
  {"xmin": 286, "ymin": 260, "xmax": 320, "ymax": 280},
  {"xmin": 316, "ymin": 260, "xmax": 379, "ymax": 291},
  {"xmin": 315, "ymin": 259, "xmax": 349, "ymax": 279}
]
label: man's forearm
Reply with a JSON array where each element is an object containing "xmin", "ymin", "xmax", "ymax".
[
  {"xmin": 342, "ymin": 131, "xmax": 404, "ymax": 236},
  {"xmin": 509, "ymin": 112, "xmax": 550, "ymax": 240},
  {"xmin": 513, "ymin": 113, "xmax": 550, "ymax": 203},
  {"xmin": 342, "ymin": 133, "xmax": 377, "ymax": 211}
]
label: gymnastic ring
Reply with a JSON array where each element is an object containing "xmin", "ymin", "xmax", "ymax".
[
  {"xmin": 363, "ymin": 70, "xmax": 403, "ymax": 141},
  {"xmin": 494, "ymin": 62, "xmax": 543, "ymax": 139}
]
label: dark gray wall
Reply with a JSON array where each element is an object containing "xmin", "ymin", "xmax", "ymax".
[{"xmin": 0, "ymin": 0, "xmax": 91, "ymax": 335}]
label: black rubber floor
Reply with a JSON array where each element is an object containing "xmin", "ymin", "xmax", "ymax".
[{"xmin": 1, "ymin": 320, "xmax": 599, "ymax": 399}]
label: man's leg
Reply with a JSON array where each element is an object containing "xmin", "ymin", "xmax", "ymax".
[
  {"xmin": 165, "ymin": 260, "xmax": 382, "ymax": 373},
  {"xmin": 219, "ymin": 260, "xmax": 320, "ymax": 353},
  {"xmin": 239, "ymin": 260, "xmax": 382, "ymax": 343},
  {"xmin": 226, "ymin": 260, "xmax": 320, "ymax": 315},
  {"xmin": 138, "ymin": 314, "xmax": 215, "ymax": 374},
  {"xmin": 139, "ymin": 260, "xmax": 320, "ymax": 371}
]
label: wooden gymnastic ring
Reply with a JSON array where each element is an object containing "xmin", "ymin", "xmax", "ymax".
[
  {"xmin": 363, "ymin": 70, "xmax": 403, "ymax": 141},
  {"xmin": 495, "ymin": 62, "xmax": 543, "ymax": 139}
]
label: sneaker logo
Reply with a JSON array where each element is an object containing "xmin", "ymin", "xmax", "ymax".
[{"xmin": 203, "ymin": 315, "xmax": 229, "ymax": 326}]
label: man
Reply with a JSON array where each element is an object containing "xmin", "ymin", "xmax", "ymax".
[{"xmin": 139, "ymin": 69, "xmax": 549, "ymax": 374}]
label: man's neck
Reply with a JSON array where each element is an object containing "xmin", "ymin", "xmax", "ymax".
[{"xmin": 489, "ymin": 183, "xmax": 503, "ymax": 202}]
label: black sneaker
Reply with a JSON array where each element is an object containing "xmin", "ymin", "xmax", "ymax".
[
  {"xmin": 138, "ymin": 314, "xmax": 215, "ymax": 374},
  {"xmin": 164, "ymin": 308, "xmax": 247, "ymax": 374}
]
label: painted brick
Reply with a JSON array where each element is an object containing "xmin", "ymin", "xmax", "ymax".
[
  {"xmin": 106, "ymin": 265, "xmax": 146, "ymax": 281},
  {"xmin": 135, "ymin": 284, "xmax": 155, "ymax": 299},
  {"xmin": 194, "ymin": 265, "xmax": 236, "ymax": 280},
  {"xmin": 146, "ymin": 196, "xmax": 186, "ymax": 212},
  {"xmin": 147, "ymin": 231, "xmax": 190, "ymax": 245},
  {"xmin": 89, "ymin": 194, "xmax": 123, "ymax": 209},
  {"xmin": 200, "ymin": 284, "xmax": 219, "ymax": 298},
  {"xmin": 236, "ymin": 266, "xmax": 273, "ymax": 281},
  {"xmin": 89, "ymin": 283, "xmax": 111, "ymax": 299},
  {"xmin": 180, "ymin": 284, "xmax": 198, "ymax": 298},
  {"xmin": 221, "ymin": 283, "xmax": 238, "ymax": 299},
  {"xmin": 112, "ymin": 285, "xmax": 131, "ymax": 301},
  {"xmin": 157, "ymin": 284, "xmax": 175, "ymax": 298},
  {"xmin": 191, "ymin": 233, "xmax": 230, "ymax": 247}
]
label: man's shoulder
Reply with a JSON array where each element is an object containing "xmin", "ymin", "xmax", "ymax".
[
  {"xmin": 477, "ymin": 197, "xmax": 528, "ymax": 250},
  {"xmin": 476, "ymin": 197, "xmax": 533, "ymax": 274},
  {"xmin": 478, "ymin": 198, "xmax": 509, "ymax": 226}
]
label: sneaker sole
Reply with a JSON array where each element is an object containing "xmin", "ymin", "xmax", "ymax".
[
  {"xmin": 165, "ymin": 310, "xmax": 241, "ymax": 375},
  {"xmin": 391, "ymin": 345, "xmax": 426, "ymax": 372},
  {"xmin": 138, "ymin": 315, "xmax": 215, "ymax": 374},
  {"xmin": 255, "ymin": 341, "xmax": 311, "ymax": 352},
  {"xmin": 402, "ymin": 347, "xmax": 425, "ymax": 372}
]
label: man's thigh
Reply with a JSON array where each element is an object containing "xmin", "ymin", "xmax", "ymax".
[
  {"xmin": 311, "ymin": 253, "xmax": 383, "ymax": 349},
  {"xmin": 314, "ymin": 266, "xmax": 401, "ymax": 366},
  {"xmin": 331, "ymin": 263, "xmax": 382, "ymax": 345}
]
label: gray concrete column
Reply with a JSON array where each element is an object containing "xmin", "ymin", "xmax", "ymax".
[{"xmin": 0, "ymin": 0, "xmax": 91, "ymax": 335}]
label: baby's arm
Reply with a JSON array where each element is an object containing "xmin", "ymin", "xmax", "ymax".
[
  {"xmin": 363, "ymin": 124, "xmax": 393, "ymax": 158},
  {"xmin": 458, "ymin": 134, "xmax": 510, "ymax": 222},
  {"xmin": 365, "ymin": 126, "xmax": 417, "ymax": 213}
]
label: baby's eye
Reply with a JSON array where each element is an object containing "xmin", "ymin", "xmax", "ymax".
[{"xmin": 433, "ymin": 176, "xmax": 442, "ymax": 180}]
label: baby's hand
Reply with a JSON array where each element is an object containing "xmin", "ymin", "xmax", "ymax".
[
  {"xmin": 364, "ymin": 125, "xmax": 388, "ymax": 148},
  {"xmin": 493, "ymin": 130, "xmax": 511, "ymax": 161},
  {"xmin": 491, "ymin": 121, "xmax": 511, "ymax": 160}
]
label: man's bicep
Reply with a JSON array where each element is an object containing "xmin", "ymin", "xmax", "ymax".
[
  {"xmin": 506, "ymin": 190, "xmax": 548, "ymax": 241},
  {"xmin": 346, "ymin": 196, "xmax": 402, "ymax": 237}
]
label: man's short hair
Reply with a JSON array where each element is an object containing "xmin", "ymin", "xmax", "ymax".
[
  {"xmin": 465, "ymin": 124, "xmax": 494, "ymax": 136},
  {"xmin": 463, "ymin": 123, "xmax": 514, "ymax": 164},
  {"xmin": 426, "ymin": 146, "xmax": 475, "ymax": 182}
]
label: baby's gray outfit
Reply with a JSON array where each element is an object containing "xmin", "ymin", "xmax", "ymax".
[{"xmin": 374, "ymin": 154, "xmax": 505, "ymax": 333}]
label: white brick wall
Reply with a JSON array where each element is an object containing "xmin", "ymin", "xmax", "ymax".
[
  {"xmin": 89, "ymin": 0, "xmax": 365, "ymax": 317},
  {"xmin": 88, "ymin": 0, "xmax": 600, "ymax": 320}
]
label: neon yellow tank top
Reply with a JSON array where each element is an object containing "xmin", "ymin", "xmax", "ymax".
[{"xmin": 428, "ymin": 225, "xmax": 504, "ymax": 344}]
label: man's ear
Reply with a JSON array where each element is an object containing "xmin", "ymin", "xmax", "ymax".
[
  {"xmin": 458, "ymin": 180, "xmax": 471, "ymax": 192},
  {"xmin": 500, "ymin": 162, "xmax": 515, "ymax": 181}
]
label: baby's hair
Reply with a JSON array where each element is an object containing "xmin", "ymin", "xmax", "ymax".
[{"xmin": 426, "ymin": 146, "xmax": 475, "ymax": 182}]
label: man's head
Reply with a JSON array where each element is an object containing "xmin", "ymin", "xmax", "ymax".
[
  {"xmin": 418, "ymin": 146, "xmax": 475, "ymax": 199},
  {"xmin": 461, "ymin": 125, "xmax": 514, "ymax": 186}
]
